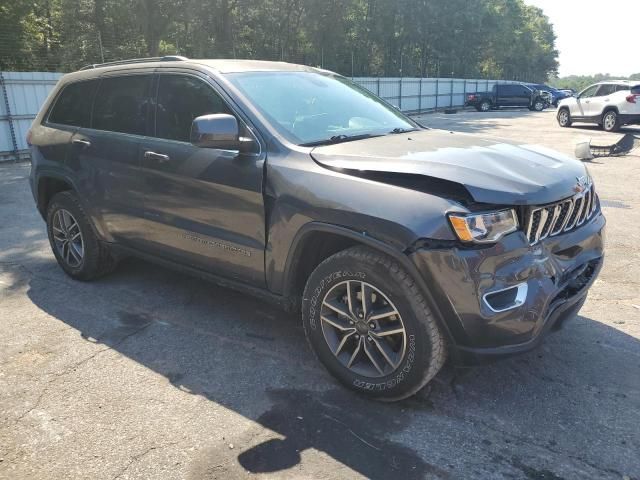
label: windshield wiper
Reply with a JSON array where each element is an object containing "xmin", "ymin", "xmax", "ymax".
[
  {"xmin": 389, "ymin": 127, "xmax": 418, "ymax": 134},
  {"xmin": 300, "ymin": 133, "xmax": 384, "ymax": 147}
]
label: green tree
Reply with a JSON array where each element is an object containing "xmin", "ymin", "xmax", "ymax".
[{"xmin": 0, "ymin": 0, "xmax": 560, "ymax": 81}]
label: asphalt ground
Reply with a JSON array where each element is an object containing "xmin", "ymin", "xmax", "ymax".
[{"xmin": 1, "ymin": 109, "xmax": 639, "ymax": 479}]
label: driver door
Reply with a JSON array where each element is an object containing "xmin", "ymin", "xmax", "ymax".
[{"xmin": 574, "ymin": 85, "xmax": 599, "ymax": 118}]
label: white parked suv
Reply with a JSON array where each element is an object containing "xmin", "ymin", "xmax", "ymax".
[{"xmin": 557, "ymin": 80, "xmax": 640, "ymax": 132}]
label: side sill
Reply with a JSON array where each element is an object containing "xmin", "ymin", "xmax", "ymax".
[{"xmin": 109, "ymin": 243, "xmax": 295, "ymax": 312}]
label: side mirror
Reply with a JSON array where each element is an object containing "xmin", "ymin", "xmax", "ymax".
[{"xmin": 190, "ymin": 114, "xmax": 239, "ymax": 150}]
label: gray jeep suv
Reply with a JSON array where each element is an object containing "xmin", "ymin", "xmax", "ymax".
[{"xmin": 29, "ymin": 57, "xmax": 605, "ymax": 401}]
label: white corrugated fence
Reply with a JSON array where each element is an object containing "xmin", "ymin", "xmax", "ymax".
[{"xmin": 0, "ymin": 71, "xmax": 63, "ymax": 161}]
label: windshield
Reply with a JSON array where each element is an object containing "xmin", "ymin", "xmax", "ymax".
[{"xmin": 226, "ymin": 71, "xmax": 417, "ymax": 145}]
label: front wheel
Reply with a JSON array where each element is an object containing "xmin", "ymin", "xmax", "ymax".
[
  {"xmin": 557, "ymin": 108, "xmax": 572, "ymax": 127},
  {"xmin": 479, "ymin": 100, "xmax": 491, "ymax": 112},
  {"xmin": 302, "ymin": 246, "xmax": 446, "ymax": 401},
  {"xmin": 533, "ymin": 99, "xmax": 545, "ymax": 111},
  {"xmin": 602, "ymin": 110, "xmax": 620, "ymax": 132}
]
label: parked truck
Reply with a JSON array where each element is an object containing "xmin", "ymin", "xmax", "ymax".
[{"xmin": 465, "ymin": 83, "xmax": 547, "ymax": 112}]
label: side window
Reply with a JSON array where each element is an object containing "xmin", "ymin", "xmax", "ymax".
[
  {"xmin": 155, "ymin": 75, "xmax": 232, "ymax": 142},
  {"xmin": 595, "ymin": 84, "xmax": 615, "ymax": 97},
  {"xmin": 632, "ymin": 85, "xmax": 640, "ymax": 95},
  {"xmin": 616, "ymin": 84, "xmax": 631, "ymax": 93},
  {"xmin": 48, "ymin": 80, "xmax": 98, "ymax": 127},
  {"xmin": 579, "ymin": 85, "xmax": 599, "ymax": 98},
  {"xmin": 92, "ymin": 75, "xmax": 153, "ymax": 135}
]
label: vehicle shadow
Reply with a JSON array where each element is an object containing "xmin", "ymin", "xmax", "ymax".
[{"xmin": 17, "ymin": 254, "xmax": 640, "ymax": 479}]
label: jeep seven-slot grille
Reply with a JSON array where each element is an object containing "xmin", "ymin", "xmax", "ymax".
[{"xmin": 526, "ymin": 183, "xmax": 598, "ymax": 245}]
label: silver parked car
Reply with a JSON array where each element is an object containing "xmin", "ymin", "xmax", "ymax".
[{"xmin": 557, "ymin": 80, "xmax": 640, "ymax": 132}]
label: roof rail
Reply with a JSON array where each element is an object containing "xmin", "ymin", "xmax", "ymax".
[{"xmin": 79, "ymin": 56, "xmax": 188, "ymax": 71}]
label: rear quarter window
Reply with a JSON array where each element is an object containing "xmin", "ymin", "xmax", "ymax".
[
  {"xmin": 632, "ymin": 85, "xmax": 640, "ymax": 95},
  {"xmin": 47, "ymin": 80, "xmax": 99, "ymax": 127}
]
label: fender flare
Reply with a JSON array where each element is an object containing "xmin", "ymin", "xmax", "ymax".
[
  {"xmin": 34, "ymin": 169, "xmax": 112, "ymax": 241},
  {"xmin": 34, "ymin": 169, "xmax": 79, "ymax": 215},
  {"xmin": 282, "ymin": 221, "xmax": 456, "ymax": 345}
]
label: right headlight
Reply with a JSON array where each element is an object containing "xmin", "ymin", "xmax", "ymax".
[{"xmin": 448, "ymin": 209, "xmax": 518, "ymax": 244}]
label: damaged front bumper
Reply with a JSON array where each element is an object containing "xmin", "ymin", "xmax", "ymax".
[{"xmin": 410, "ymin": 210, "xmax": 605, "ymax": 364}]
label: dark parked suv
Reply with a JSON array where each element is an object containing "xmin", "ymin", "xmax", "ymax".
[{"xmin": 29, "ymin": 57, "xmax": 605, "ymax": 401}]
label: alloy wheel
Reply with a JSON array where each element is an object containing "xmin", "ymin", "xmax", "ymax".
[
  {"xmin": 603, "ymin": 112, "xmax": 616, "ymax": 131},
  {"xmin": 52, "ymin": 209, "xmax": 84, "ymax": 268},
  {"xmin": 558, "ymin": 110, "xmax": 569, "ymax": 126},
  {"xmin": 320, "ymin": 280, "xmax": 407, "ymax": 378}
]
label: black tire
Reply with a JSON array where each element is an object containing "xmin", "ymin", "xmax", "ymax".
[
  {"xmin": 533, "ymin": 98, "xmax": 545, "ymax": 111},
  {"xmin": 302, "ymin": 246, "xmax": 446, "ymax": 401},
  {"xmin": 557, "ymin": 108, "xmax": 572, "ymax": 127},
  {"xmin": 46, "ymin": 191, "xmax": 117, "ymax": 280},
  {"xmin": 479, "ymin": 100, "xmax": 491, "ymax": 112},
  {"xmin": 601, "ymin": 110, "xmax": 620, "ymax": 132}
]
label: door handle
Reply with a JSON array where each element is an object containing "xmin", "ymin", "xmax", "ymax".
[
  {"xmin": 72, "ymin": 139, "xmax": 91, "ymax": 148},
  {"xmin": 144, "ymin": 151, "xmax": 170, "ymax": 163}
]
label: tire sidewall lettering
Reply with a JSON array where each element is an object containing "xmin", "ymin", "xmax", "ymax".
[
  {"xmin": 352, "ymin": 334, "xmax": 416, "ymax": 391},
  {"xmin": 308, "ymin": 270, "xmax": 366, "ymax": 330}
]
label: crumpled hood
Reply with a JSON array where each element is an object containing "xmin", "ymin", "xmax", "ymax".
[{"xmin": 310, "ymin": 129, "xmax": 588, "ymax": 205}]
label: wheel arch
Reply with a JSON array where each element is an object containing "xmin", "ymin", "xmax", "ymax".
[
  {"xmin": 602, "ymin": 105, "xmax": 620, "ymax": 115},
  {"xmin": 282, "ymin": 222, "xmax": 456, "ymax": 344},
  {"xmin": 36, "ymin": 173, "xmax": 76, "ymax": 218},
  {"xmin": 36, "ymin": 172, "xmax": 112, "ymax": 242}
]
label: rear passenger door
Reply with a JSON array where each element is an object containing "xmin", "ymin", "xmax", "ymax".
[
  {"xmin": 68, "ymin": 73, "xmax": 154, "ymax": 244},
  {"xmin": 138, "ymin": 72, "xmax": 266, "ymax": 286},
  {"xmin": 584, "ymin": 84, "xmax": 615, "ymax": 118}
]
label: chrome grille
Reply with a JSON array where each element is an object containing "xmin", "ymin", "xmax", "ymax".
[{"xmin": 526, "ymin": 183, "xmax": 598, "ymax": 245}]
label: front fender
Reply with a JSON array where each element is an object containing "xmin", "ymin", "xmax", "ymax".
[
  {"xmin": 276, "ymin": 221, "xmax": 458, "ymax": 346},
  {"xmin": 263, "ymin": 154, "xmax": 465, "ymax": 295}
]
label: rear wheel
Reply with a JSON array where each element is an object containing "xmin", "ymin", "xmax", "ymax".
[
  {"xmin": 302, "ymin": 246, "xmax": 446, "ymax": 401},
  {"xmin": 557, "ymin": 108, "xmax": 572, "ymax": 127},
  {"xmin": 602, "ymin": 110, "xmax": 620, "ymax": 132},
  {"xmin": 479, "ymin": 100, "xmax": 491, "ymax": 112},
  {"xmin": 46, "ymin": 191, "xmax": 117, "ymax": 280}
]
